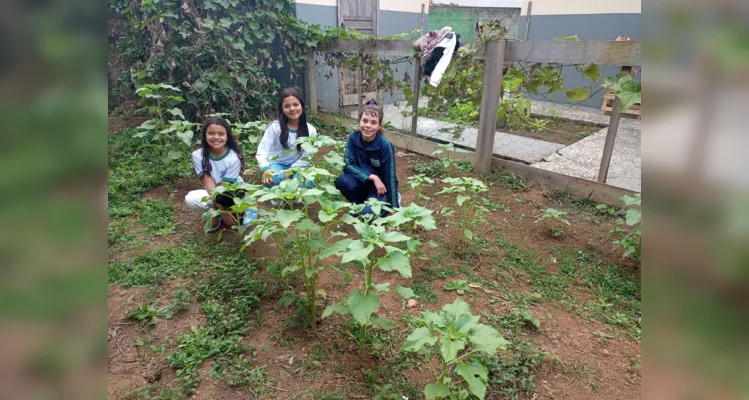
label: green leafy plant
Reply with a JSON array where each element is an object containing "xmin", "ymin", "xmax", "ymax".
[
  {"xmin": 402, "ymin": 298, "xmax": 508, "ymax": 400},
  {"xmin": 381, "ymin": 203, "xmax": 438, "ymax": 264},
  {"xmin": 323, "ymin": 207, "xmax": 416, "ymax": 360},
  {"xmin": 535, "ymin": 208, "xmax": 570, "ymax": 237},
  {"xmin": 407, "ymin": 174, "xmax": 435, "ymax": 204},
  {"xmin": 437, "ymin": 177, "xmax": 489, "ymax": 244},
  {"xmin": 126, "ymin": 303, "xmax": 167, "ymax": 327},
  {"xmin": 432, "ymin": 143, "xmax": 471, "ymax": 177},
  {"xmin": 602, "ymin": 73, "xmax": 642, "ymax": 112},
  {"xmin": 444, "ymin": 280, "xmax": 470, "ymax": 295},
  {"xmin": 611, "ymin": 194, "xmax": 641, "ymax": 261},
  {"xmin": 132, "ymin": 83, "xmax": 198, "ymax": 174}
]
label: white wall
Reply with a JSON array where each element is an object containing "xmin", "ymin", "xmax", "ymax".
[
  {"xmin": 521, "ymin": 0, "xmax": 640, "ymax": 15},
  {"xmin": 294, "ymin": 0, "xmax": 430, "ymax": 13},
  {"xmin": 432, "ymin": 0, "xmax": 520, "ymax": 7}
]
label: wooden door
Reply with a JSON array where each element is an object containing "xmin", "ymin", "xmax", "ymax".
[{"xmin": 338, "ymin": 0, "xmax": 379, "ymax": 106}]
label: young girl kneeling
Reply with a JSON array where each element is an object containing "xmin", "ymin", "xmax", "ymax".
[
  {"xmin": 335, "ymin": 101, "xmax": 400, "ymax": 215},
  {"xmin": 256, "ymin": 88, "xmax": 317, "ymax": 190},
  {"xmin": 184, "ymin": 117, "xmax": 256, "ymax": 230}
]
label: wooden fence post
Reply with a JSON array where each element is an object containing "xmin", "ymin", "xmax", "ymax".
[
  {"xmin": 411, "ymin": 3, "xmax": 425, "ymax": 137},
  {"xmin": 357, "ymin": 57, "xmax": 364, "ymax": 117},
  {"xmin": 475, "ymin": 40, "xmax": 505, "ymax": 174},
  {"xmin": 598, "ymin": 96, "xmax": 621, "ymax": 183},
  {"xmin": 306, "ymin": 51, "xmax": 318, "ymax": 114}
]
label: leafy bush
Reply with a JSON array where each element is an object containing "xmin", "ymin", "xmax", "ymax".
[
  {"xmin": 611, "ymin": 194, "xmax": 641, "ymax": 261},
  {"xmin": 402, "ymin": 298, "xmax": 508, "ymax": 400}
]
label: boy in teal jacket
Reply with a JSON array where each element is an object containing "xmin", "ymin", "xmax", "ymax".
[{"xmin": 335, "ymin": 101, "xmax": 400, "ymax": 215}]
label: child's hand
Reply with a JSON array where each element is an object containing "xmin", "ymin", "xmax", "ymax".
[
  {"xmin": 373, "ymin": 177, "xmax": 387, "ymax": 195},
  {"xmin": 222, "ymin": 213, "xmax": 237, "ymax": 226},
  {"xmin": 261, "ymin": 170, "xmax": 276, "ymax": 185}
]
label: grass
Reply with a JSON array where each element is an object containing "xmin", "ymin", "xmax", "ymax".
[
  {"xmin": 138, "ymin": 198, "xmax": 176, "ymax": 235},
  {"xmin": 478, "ymin": 338, "xmax": 556, "ymax": 400},
  {"xmin": 108, "ymin": 246, "xmax": 200, "ymax": 286},
  {"xmin": 495, "ymin": 234, "xmax": 641, "ymax": 341}
]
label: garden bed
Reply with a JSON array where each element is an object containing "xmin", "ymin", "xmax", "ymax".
[
  {"xmin": 419, "ymin": 108, "xmax": 606, "ymax": 146},
  {"xmin": 108, "ymin": 116, "xmax": 640, "ymax": 400}
]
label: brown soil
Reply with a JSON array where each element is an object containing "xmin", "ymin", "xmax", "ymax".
[
  {"xmin": 501, "ymin": 116, "xmax": 606, "ymax": 146},
  {"xmin": 108, "ymin": 116, "xmax": 640, "ymax": 400}
]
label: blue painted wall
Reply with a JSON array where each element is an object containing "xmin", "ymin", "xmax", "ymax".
[
  {"xmin": 294, "ymin": 3, "xmax": 426, "ymax": 111},
  {"xmin": 518, "ymin": 13, "xmax": 641, "ymax": 108}
]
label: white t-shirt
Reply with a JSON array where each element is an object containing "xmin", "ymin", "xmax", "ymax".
[
  {"xmin": 255, "ymin": 120, "xmax": 317, "ymax": 172},
  {"xmin": 191, "ymin": 148, "xmax": 244, "ymax": 185}
]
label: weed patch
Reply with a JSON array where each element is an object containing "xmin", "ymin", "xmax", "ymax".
[{"xmin": 109, "ymin": 246, "xmax": 199, "ymax": 286}]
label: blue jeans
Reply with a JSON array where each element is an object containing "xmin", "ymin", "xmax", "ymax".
[
  {"xmin": 264, "ymin": 162, "xmax": 315, "ymax": 189},
  {"xmin": 335, "ymin": 173, "xmax": 399, "ymax": 216}
]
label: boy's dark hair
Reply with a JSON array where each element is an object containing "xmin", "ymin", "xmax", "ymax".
[
  {"xmin": 277, "ymin": 88, "xmax": 309, "ymax": 152},
  {"xmin": 359, "ymin": 100, "xmax": 383, "ymax": 125},
  {"xmin": 200, "ymin": 116, "xmax": 244, "ymax": 174}
]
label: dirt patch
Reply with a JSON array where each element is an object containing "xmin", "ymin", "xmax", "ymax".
[
  {"xmin": 530, "ymin": 303, "xmax": 640, "ymax": 400},
  {"xmin": 108, "ymin": 115, "xmax": 151, "ymax": 132},
  {"xmin": 502, "ymin": 116, "xmax": 606, "ymax": 146}
]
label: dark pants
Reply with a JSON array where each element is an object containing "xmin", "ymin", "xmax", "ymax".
[
  {"xmin": 335, "ymin": 173, "xmax": 398, "ymax": 215},
  {"xmin": 214, "ymin": 190, "xmax": 246, "ymax": 219}
]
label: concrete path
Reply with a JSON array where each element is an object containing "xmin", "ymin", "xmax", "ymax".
[{"xmin": 529, "ymin": 100, "xmax": 641, "ymax": 192}]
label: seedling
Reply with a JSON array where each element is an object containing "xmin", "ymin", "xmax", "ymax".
[
  {"xmin": 437, "ymin": 177, "xmax": 489, "ymax": 245},
  {"xmin": 444, "ymin": 280, "xmax": 470, "ymax": 295},
  {"xmin": 126, "ymin": 303, "xmax": 167, "ymax": 327},
  {"xmin": 402, "ymin": 298, "xmax": 508, "ymax": 400},
  {"xmin": 432, "ymin": 143, "xmax": 470, "ymax": 177},
  {"xmin": 611, "ymin": 194, "xmax": 640, "ymax": 261},
  {"xmin": 323, "ymin": 205, "xmax": 416, "ymax": 360},
  {"xmin": 535, "ymin": 208, "xmax": 570, "ymax": 238},
  {"xmin": 407, "ymin": 174, "xmax": 435, "ymax": 204}
]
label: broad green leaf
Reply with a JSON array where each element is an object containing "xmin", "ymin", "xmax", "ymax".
[
  {"xmin": 454, "ymin": 313, "xmax": 480, "ymax": 334},
  {"xmin": 381, "ymin": 231, "xmax": 411, "ymax": 243},
  {"xmin": 455, "ymin": 361, "xmax": 488, "ymax": 400},
  {"xmin": 422, "ymin": 311, "xmax": 449, "ymax": 328},
  {"xmin": 424, "ymin": 382, "xmax": 449, "ymax": 400},
  {"xmin": 168, "ymin": 107, "xmax": 185, "ymax": 119},
  {"xmin": 470, "ymin": 323, "xmax": 508, "ymax": 354},
  {"xmin": 617, "ymin": 78, "xmax": 641, "ymax": 111},
  {"xmin": 372, "ymin": 282, "xmax": 391, "ymax": 293},
  {"xmin": 565, "ymin": 88, "xmax": 589, "ymax": 102},
  {"xmin": 319, "ymin": 238, "xmax": 353, "ymax": 259},
  {"xmin": 377, "ymin": 251, "xmax": 412, "ymax": 278},
  {"xmin": 371, "ymin": 316, "xmax": 396, "ymax": 330},
  {"xmin": 194, "ymin": 80, "xmax": 209, "ymax": 93},
  {"xmin": 581, "ymin": 64, "xmax": 600, "ymax": 81},
  {"xmin": 296, "ymin": 218, "xmax": 320, "ymax": 232},
  {"xmin": 322, "ymin": 302, "xmax": 349, "ymax": 318},
  {"xmin": 625, "ymin": 208, "xmax": 641, "ymax": 226},
  {"xmin": 440, "ymin": 338, "xmax": 466, "ymax": 362},
  {"xmin": 176, "ymin": 130, "xmax": 193, "ymax": 146},
  {"xmin": 396, "ymin": 285, "xmax": 416, "ymax": 300},
  {"xmin": 463, "ymin": 229, "xmax": 473, "ymax": 241},
  {"xmin": 347, "ymin": 290, "xmax": 379, "ymax": 325},
  {"xmin": 276, "ymin": 209, "xmax": 303, "ymax": 229},
  {"xmin": 443, "ymin": 298, "xmax": 471, "ymax": 318},
  {"xmin": 342, "ymin": 242, "xmax": 374, "ymax": 264},
  {"xmin": 456, "ymin": 195, "xmax": 470, "ymax": 206},
  {"xmin": 166, "ymin": 150, "xmax": 182, "ymax": 160},
  {"xmin": 418, "ymin": 216, "xmax": 438, "ymax": 230},
  {"xmin": 318, "ymin": 209, "xmax": 337, "ymax": 223},
  {"xmin": 402, "ymin": 327, "xmax": 437, "ymax": 352}
]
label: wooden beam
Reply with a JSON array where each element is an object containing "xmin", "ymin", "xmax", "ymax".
[
  {"xmin": 598, "ymin": 96, "xmax": 621, "ymax": 182},
  {"xmin": 474, "ymin": 40, "xmax": 642, "ymax": 66},
  {"xmin": 475, "ymin": 39, "xmax": 504, "ymax": 174},
  {"xmin": 305, "ymin": 51, "xmax": 318, "ymax": 114},
  {"xmin": 523, "ymin": 0, "xmax": 532, "ymax": 40},
  {"xmin": 381, "ymin": 130, "xmax": 636, "ymax": 206},
  {"xmin": 323, "ymin": 39, "xmax": 414, "ymax": 57}
]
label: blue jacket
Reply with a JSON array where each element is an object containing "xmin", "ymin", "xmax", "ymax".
[{"xmin": 343, "ymin": 131, "xmax": 399, "ymax": 207}]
